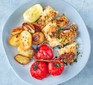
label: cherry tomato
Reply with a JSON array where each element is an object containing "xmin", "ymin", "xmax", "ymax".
[
  {"xmin": 30, "ymin": 61, "xmax": 49, "ymax": 80},
  {"xmin": 34, "ymin": 44, "xmax": 53, "ymax": 60},
  {"xmin": 48, "ymin": 62, "xmax": 64, "ymax": 76}
]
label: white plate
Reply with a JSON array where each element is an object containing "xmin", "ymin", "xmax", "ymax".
[{"xmin": 2, "ymin": 0, "xmax": 91, "ymax": 85}]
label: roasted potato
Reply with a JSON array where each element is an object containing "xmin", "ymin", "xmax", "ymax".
[
  {"xmin": 14, "ymin": 54, "xmax": 30, "ymax": 65},
  {"xmin": 32, "ymin": 32, "xmax": 45, "ymax": 44},
  {"xmin": 18, "ymin": 46, "xmax": 35, "ymax": 58},
  {"xmin": 19, "ymin": 30, "xmax": 32, "ymax": 50},
  {"xmin": 8, "ymin": 34, "xmax": 20, "ymax": 46},
  {"xmin": 32, "ymin": 23, "xmax": 41, "ymax": 31},
  {"xmin": 22, "ymin": 22, "xmax": 35, "ymax": 34},
  {"xmin": 11, "ymin": 26, "xmax": 24, "ymax": 35}
]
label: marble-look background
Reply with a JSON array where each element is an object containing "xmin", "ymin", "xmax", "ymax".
[{"xmin": 0, "ymin": 0, "xmax": 93, "ymax": 85}]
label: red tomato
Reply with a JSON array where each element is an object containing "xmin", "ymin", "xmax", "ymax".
[
  {"xmin": 48, "ymin": 62, "xmax": 64, "ymax": 76},
  {"xmin": 30, "ymin": 61, "xmax": 49, "ymax": 80},
  {"xmin": 34, "ymin": 44, "xmax": 53, "ymax": 60}
]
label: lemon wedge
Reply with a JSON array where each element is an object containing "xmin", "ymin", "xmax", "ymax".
[{"xmin": 23, "ymin": 4, "xmax": 43, "ymax": 23}]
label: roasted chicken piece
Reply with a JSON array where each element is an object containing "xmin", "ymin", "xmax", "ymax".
[
  {"xmin": 58, "ymin": 41, "xmax": 78, "ymax": 64},
  {"xmin": 37, "ymin": 6, "xmax": 58, "ymax": 29},
  {"xmin": 42, "ymin": 22, "xmax": 78, "ymax": 47},
  {"xmin": 42, "ymin": 22, "xmax": 61, "ymax": 47},
  {"xmin": 53, "ymin": 14, "xmax": 69, "ymax": 28}
]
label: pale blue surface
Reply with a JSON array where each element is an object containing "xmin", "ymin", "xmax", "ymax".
[{"xmin": 0, "ymin": 0, "xmax": 93, "ymax": 85}]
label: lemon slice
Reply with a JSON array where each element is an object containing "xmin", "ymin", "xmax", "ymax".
[{"xmin": 23, "ymin": 4, "xmax": 43, "ymax": 23}]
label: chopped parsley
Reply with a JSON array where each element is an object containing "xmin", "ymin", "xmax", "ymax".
[
  {"xmin": 77, "ymin": 51, "xmax": 80, "ymax": 56},
  {"xmin": 58, "ymin": 27, "xmax": 63, "ymax": 33},
  {"xmin": 76, "ymin": 46, "xmax": 78, "ymax": 50},
  {"xmin": 54, "ymin": 63, "xmax": 61, "ymax": 68},
  {"xmin": 46, "ymin": 16, "xmax": 49, "ymax": 20},
  {"xmin": 63, "ymin": 43, "xmax": 68, "ymax": 47},
  {"xmin": 52, "ymin": 32, "xmax": 56, "ymax": 36},
  {"xmin": 57, "ymin": 46, "xmax": 62, "ymax": 49},
  {"xmin": 74, "ymin": 59, "xmax": 77, "ymax": 62},
  {"xmin": 56, "ymin": 35, "xmax": 62, "ymax": 39},
  {"xmin": 64, "ymin": 62, "xmax": 68, "ymax": 66}
]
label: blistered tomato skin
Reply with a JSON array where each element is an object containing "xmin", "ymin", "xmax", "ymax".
[
  {"xmin": 30, "ymin": 61, "xmax": 49, "ymax": 80},
  {"xmin": 48, "ymin": 62, "xmax": 64, "ymax": 76},
  {"xmin": 34, "ymin": 44, "xmax": 53, "ymax": 60}
]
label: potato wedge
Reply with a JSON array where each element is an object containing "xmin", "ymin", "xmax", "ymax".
[
  {"xmin": 8, "ymin": 34, "xmax": 20, "ymax": 46},
  {"xmin": 19, "ymin": 31, "xmax": 32, "ymax": 50},
  {"xmin": 11, "ymin": 26, "xmax": 24, "ymax": 35},
  {"xmin": 22, "ymin": 22, "xmax": 35, "ymax": 34},
  {"xmin": 18, "ymin": 46, "xmax": 34, "ymax": 58},
  {"xmin": 32, "ymin": 32, "xmax": 45, "ymax": 44},
  {"xmin": 14, "ymin": 54, "xmax": 30, "ymax": 65}
]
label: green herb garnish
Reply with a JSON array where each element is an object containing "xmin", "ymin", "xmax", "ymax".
[
  {"xmin": 54, "ymin": 63, "xmax": 61, "ymax": 68},
  {"xmin": 63, "ymin": 43, "xmax": 68, "ymax": 47},
  {"xmin": 76, "ymin": 46, "xmax": 78, "ymax": 50},
  {"xmin": 58, "ymin": 27, "xmax": 63, "ymax": 33},
  {"xmin": 77, "ymin": 51, "xmax": 80, "ymax": 56},
  {"xmin": 58, "ymin": 46, "xmax": 62, "ymax": 49},
  {"xmin": 74, "ymin": 59, "xmax": 77, "ymax": 62},
  {"xmin": 56, "ymin": 35, "xmax": 62, "ymax": 39},
  {"xmin": 52, "ymin": 32, "xmax": 56, "ymax": 36},
  {"xmin": 46, "ymin": 16, "xmax": 49, "ymax": 20},
  {"xmin": 64, "ymin": 62, "xmax": 68, "ymax": 66}
]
